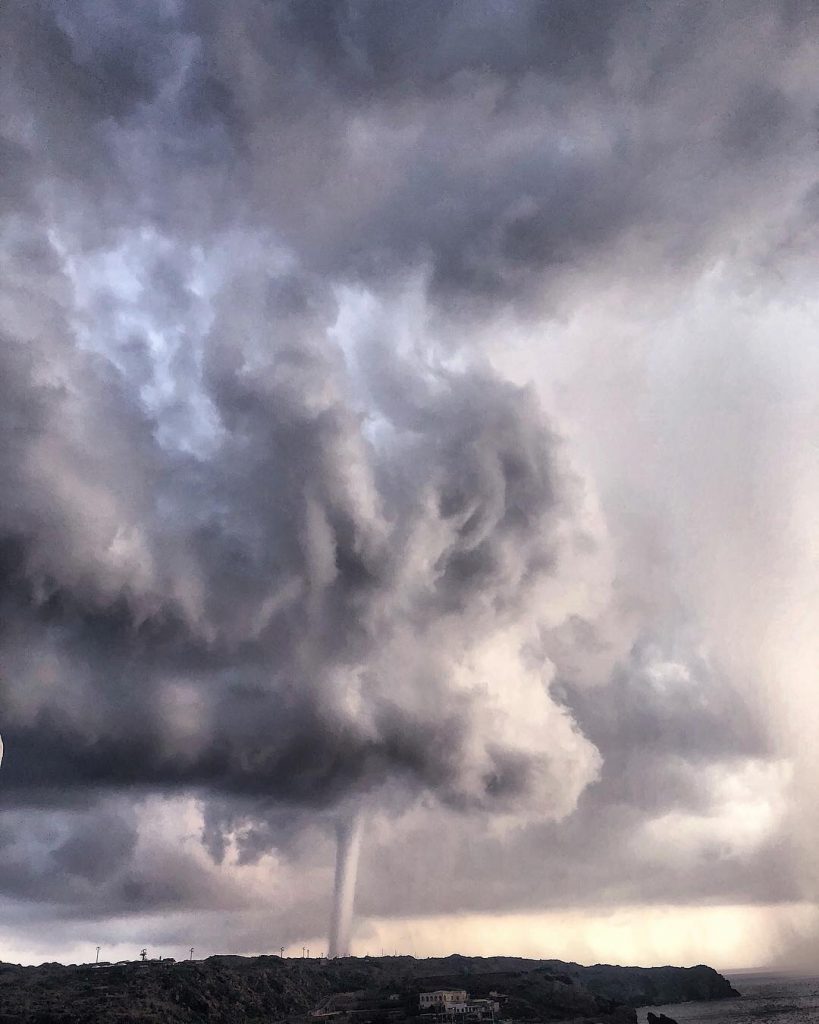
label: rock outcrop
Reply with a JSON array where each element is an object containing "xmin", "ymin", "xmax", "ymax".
[{"xmin": 575, "ymin": 963, "xmax": 739, "ymax": 1006}]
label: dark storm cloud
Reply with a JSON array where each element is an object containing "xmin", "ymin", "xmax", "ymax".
[
  {"xmin": 267, "ymin": 0, "xmax": 627, "ymax": 97},
  {"xmin": 6, "ymin": 1, "xmax": 816, "ymax": 297},
  {"xmin": 200, "ymin": 0, "xmax": 817, "ymax": 299},
  {"xmin": 1, "ymin": 0, "xmax": 816, "ymax": 940},
  {"xmin": 0, "ymin": 802, "xmax": 250, "ymax": 921},
  {"xmin": 0, "ymin": 246, "xmax": 594, "ymax": 819}
]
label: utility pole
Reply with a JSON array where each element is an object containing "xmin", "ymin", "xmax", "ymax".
[{"xmin": 95, "ymin": 947, "xmax": 101, "ymax": 965}]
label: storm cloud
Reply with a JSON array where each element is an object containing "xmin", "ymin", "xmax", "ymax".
[{"xmin": 1, "ymin": 0, "xmax": 818, "ymax": 967}]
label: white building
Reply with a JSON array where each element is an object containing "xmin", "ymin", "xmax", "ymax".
[
  {"xmin": 419, "ymin": 992, "xmax": 499, "ymax": 1021},
  {"xmin": 419, "ymin": 991, "xmax": 468, "ymax": 1011}
]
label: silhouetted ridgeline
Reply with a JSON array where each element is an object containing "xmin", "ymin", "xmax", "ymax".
[{"xmin": 0, "ymin": 953, "xmax": 739, "ymax": 1023}]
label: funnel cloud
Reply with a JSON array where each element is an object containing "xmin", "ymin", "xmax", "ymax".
[{"xmin": 328, "ymin": 814, "xmax": 364, "ymax": 958}]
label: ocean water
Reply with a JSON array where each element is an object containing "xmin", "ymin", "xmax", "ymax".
[{"xmin": 636, "ymin": 974, "xmax": 819, "ymax": 1024}]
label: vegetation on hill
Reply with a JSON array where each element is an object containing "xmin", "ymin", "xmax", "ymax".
[{"xmin": 0, "ymin": 953, "xmax": 738, "ymax": 1024}]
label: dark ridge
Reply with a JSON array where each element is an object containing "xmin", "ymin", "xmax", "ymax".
[{"xmin": 0, "ymin": 953, "xmax": 738, "ymax": 1023}]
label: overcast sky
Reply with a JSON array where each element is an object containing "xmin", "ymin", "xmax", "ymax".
[{"xmin": 1, "ymin": 0, "xmax": 819, "ymax": 970}]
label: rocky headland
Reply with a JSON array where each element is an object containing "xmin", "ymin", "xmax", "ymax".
[{"xmin": 0, "ymin": 953, "xmax": 739, "ymax": 1024}]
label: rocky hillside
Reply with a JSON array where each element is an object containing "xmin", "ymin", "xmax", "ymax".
[
  {"xmin": 408, "ymin": 956, "xmax": 738, "ymax": 1006},
  {"xmin": 0, "ymin": 953, "xmax": 738, "ymax": 1024},
  {"xmin": 546, "ymin": 961, "xmax": 740, "ymax": 1006}
]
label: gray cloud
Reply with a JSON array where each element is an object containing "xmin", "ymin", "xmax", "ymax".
[
  {"xmin": 1, "ymin": 0, "xmax": 817, "ymax": 964},
  {"xmin": 354, "ymin": 641, "xmax": 796, "ymax": 921},
  {"xmin": 0, "ymin": 221, "xmax": 603, "ymax": 830},
  {"xmin": 6, "ymin": 1, "xmax": 816, "ymax": 297}
]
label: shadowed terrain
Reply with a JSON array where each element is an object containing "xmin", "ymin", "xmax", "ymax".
[{"xmin": 0, "ymin": 953, "xmax": 738, "ymax": 1023}]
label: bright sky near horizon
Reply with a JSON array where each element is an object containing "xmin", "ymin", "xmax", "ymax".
[{"xmin": 2, "ymin": 0, "xmax": 819, "ymax": 971}]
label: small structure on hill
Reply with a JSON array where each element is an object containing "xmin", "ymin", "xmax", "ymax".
[
  {"xmin": 419, "ymin": 991, "xmax": 498, "ymax": 1021},
  {"xmin": 419, "ymin": 991, "xmax": 467, "ymax": 1011}
]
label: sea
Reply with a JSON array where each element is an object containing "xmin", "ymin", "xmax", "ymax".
[{"xmin": 636, "ymin": 974, "xmax": 819, "ymax": 1024}]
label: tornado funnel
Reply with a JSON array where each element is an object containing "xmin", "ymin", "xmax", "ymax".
[{"xmin": 328, "ymin": 813, "xmax": 363, "ymax": 958}]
